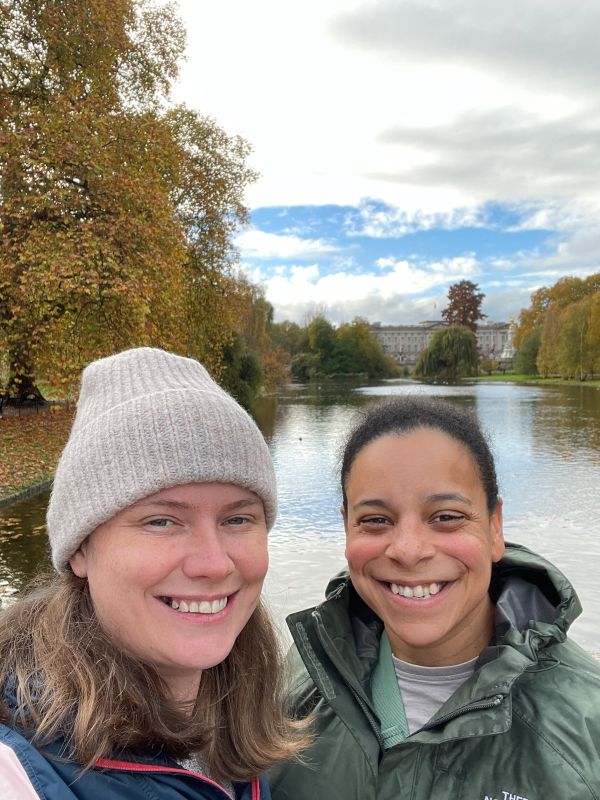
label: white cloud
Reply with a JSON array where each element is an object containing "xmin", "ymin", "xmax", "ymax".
[
  {"xmin": 374, "ymin": 107, "xmax": 600, "ymax": 203},
  {"xmin": 236, "ymin": 230, "xmax": 338, "ymax": 259},
  {"xmin": 265, "ymin": 256, "xmax": 479, "ymax": 323},
  {"xmin": 345, "ymin": 200, "xmax": 486, "ymax": 238},
  {"xmin": 331, "ymin": 0, "xmax": 600, "ymax": 96}
]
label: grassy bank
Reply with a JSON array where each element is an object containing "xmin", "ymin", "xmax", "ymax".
[
  {"xmin": 0, "ymin": 407, "xmax": 74, "ymax": 502},
  {"xmin": 472, "ymin": 373, "xmax": 600, "ymax": 387}
]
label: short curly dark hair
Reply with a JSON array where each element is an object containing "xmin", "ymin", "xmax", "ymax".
[{"xmin": 341, "ymin": 395, "xmax": 499, "ymax": 513}]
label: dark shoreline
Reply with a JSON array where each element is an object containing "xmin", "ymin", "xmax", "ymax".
[{"xmin": 0, "ymin": 478, "xmax": 53, "ymax": 509}]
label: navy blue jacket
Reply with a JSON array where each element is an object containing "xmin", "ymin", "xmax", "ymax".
[{"xmin": 0, "ymin": 722, "xmax": 269, "ymax": 800}]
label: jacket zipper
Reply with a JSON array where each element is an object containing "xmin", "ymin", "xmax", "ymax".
[
  {"xmin": 347, "ymin": 681, "xmax": 386, "ymax": 750},
  {"xmin": 313, "ymin": 617, "xmax": 385, "ymax": 750},
  {"xmin": 420, "ymin": 694, "xmax": 504, "ymax": 730},
  {"xmin": 94, "ymin": 758, "xmax": 260, "ymax": 799}
]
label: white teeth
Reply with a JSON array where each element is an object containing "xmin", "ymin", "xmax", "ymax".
[
  {"xmin": 389, "ymin": 582, "xmax": 445, "ymax": 599},
  {"xmin": 165, "ymin": 597, "xmax": 228, "ymax": 614}
]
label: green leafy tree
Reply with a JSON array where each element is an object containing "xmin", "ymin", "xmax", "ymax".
[
  {"xmin": 514, "ymin": 329, "xmax": 541, "ymax": 375},
  {"xmin": 441, "ymin": 280, "xmax": 486, "ymax": 332},
  {"xmin": 305, "ymin": 316, "xmax": 337, "ymax": 373},
  {"xmin": 415, "ymin": 326, "xmax": 478, "ymax": 382},
  {"xmin": 270, "ymin": 320, "xmax": 304, "ymax": 357},
  {"xmin": 290, "ymin": 352, "xmax": 320, "ymax": 382},
  {"xmin": 334, "ymin": 319, "xmax": 397, "ymax": 378},
  {"xmin": 220, "ymin": 333, "xmax": 263, "ymax": 410},
  {"xmin": 286, "ymin": 316, "xmax": 398, "ymax": 381}
]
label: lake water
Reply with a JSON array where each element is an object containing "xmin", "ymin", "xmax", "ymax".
[{"xmin": 1, "ymin": 378, "xmax": 599, "ymax": 651}]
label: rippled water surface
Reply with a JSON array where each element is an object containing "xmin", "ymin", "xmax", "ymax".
[{"xmin": 2, "ymin": 379, "xmax": 600, "ymax": 650}]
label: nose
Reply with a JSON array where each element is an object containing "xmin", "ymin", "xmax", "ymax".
[
  {"xmin": 181, "ymin": 524, "xmax": 235, "ymax": 581},
  {"xmin": 384, "ymin": 517, "xmax": 435, "ymax": 568}
]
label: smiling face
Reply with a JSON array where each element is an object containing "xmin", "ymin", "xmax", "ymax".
[
  {"xmin": 69, "ymin": 482, "xmax": 268, "ymax": 702},
  {"xmin": 343, "ymin": 429, "xmax": 505, "ymax": 667}
]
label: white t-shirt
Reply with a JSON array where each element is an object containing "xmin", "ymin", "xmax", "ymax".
[{"xmin": 392, "ymin": 655, "xmax": 478, "ymax": 734}]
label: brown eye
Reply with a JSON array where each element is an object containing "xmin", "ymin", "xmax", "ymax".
[
  {"xmin": 358, "ymin": 516, "xmax": 390, "ymax": 529},
  {"xmin": 430, "ymin": 512, "xmax": 465, "ymax": 527}
]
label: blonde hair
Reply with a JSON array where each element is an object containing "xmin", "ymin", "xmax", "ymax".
[{"xmin": 0, "ymin": 573, "xmax": 310, "ymax": 781}]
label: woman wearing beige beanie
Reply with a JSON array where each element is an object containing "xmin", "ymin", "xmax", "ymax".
[{"xmin": 0, "ymin": 347, "xmax": 308, "ymax": 800}]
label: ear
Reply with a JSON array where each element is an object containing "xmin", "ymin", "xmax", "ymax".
[
  {"xmin": 490, "ymin": 497, "xmax": 505, "ymax": 563},
  {"xmin": 69, "ymin": 541, "xmax": 89, "ymax": 578}
]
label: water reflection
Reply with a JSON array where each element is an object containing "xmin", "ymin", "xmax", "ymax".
[
  {"xmin": 0, "ymin": 491, "xmax": 51, "ymax": 599},
  {"xmin": 1, "ymin": 379, "xmax": 599, "ymax": 652}
]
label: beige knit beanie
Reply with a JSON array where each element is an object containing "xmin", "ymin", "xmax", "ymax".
[{"xmin": 47, "ymin": 347, "xmax": 277, "ymax": 572}]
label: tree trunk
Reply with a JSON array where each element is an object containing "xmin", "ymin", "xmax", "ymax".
[{"xmin": 5, "ymin": 347, "xmax": 47, "ymax": 406}]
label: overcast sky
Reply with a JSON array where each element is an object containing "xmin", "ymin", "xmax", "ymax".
[{"xmin": 173, "ymin": 0, "xmax": 600, "ymax": 325}]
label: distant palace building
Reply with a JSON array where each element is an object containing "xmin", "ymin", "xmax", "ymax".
[{"xmin": 371, "ymin": 320, "xmax": 514, "ymax": 366}]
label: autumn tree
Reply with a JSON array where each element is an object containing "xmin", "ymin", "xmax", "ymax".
[
  {"xmin": 515, "ymin": 274, "xmax": 600, "ymax": 345},
  {"xmin": 441, "ymin": 280, "xmax": 486, "ymax": 332},
  {"xmin": 536, "ymin": 307, "xmax": 561, "ymax": 377},
  {"xmin": 587, "ymin": 292, "xmax": 600, "ymax": 376},
  {"xmin": 557, "ymin": 298, "xmax": 594, "ymax": 380},
  {"xmin": 414, "ymin": 325, "xmax": 478, "ymax": 382},
  {"xmin": 0, "ymin": 0, "xmax": 256, "ymax": 401},
  {"xmin": 516, "ymin": 272, "xmax": 600, "ymax": 377},
  {"xmin": 166, "ymin": 106, "xmax": 257, "ymax": 383}
]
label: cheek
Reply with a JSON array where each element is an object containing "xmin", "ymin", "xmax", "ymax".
[
  {"xmin": 236, "ymin": 539, "xmax": 269, "ymax": 584},
  {"xmin": 345, "ymin": 535, "xmax": 382, "ymax": 572},
  {"xmin": 444, "ymin": 536, "xmax": 494, "ymax": 578},
  {"xmin": 86, "ymin": 547, "xmax": 158, "ymax": 609}
]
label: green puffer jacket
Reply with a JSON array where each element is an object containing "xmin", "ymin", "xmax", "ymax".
[{"xmin": 270, "ymin": 543, "xmax": 600, "ymax": 800}]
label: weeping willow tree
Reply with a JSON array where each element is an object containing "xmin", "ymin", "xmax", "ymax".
[{"xmin": 415, "ymin": 325, "xmax": 478, "ymax": 383}]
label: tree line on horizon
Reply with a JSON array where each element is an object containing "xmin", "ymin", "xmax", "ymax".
[{"xmin": 515, "ymin": 272, "xmax": 600, "ymax": 379}]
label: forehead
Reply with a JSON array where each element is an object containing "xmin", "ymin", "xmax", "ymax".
[
  {"xmin": 130, "ymin": 482, "xmax": 261, "ymax": 508},
  {"xmin": 347, "ymin": 429, "xmax": 481, "ymax": 489}
]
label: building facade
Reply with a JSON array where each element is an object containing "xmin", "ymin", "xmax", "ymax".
[{"xmin": 371, "ymin": 321, "xmax": 511, "ymax": 366}]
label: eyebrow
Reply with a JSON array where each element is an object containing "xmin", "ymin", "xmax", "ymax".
[
  {"xmin": 425, "ymin": 492, "xmax": 473, "ymax": 506},
  {"xmin": 132, "ymin": 496, "xmax": 263, "ymax": 512},
  {"xmin": 351, "ymin": 492, "xmax": 473, "ymax": 513},
  {"xmin": 351, "ymin": 499, "xmax": 392, "ymax": 513}
]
